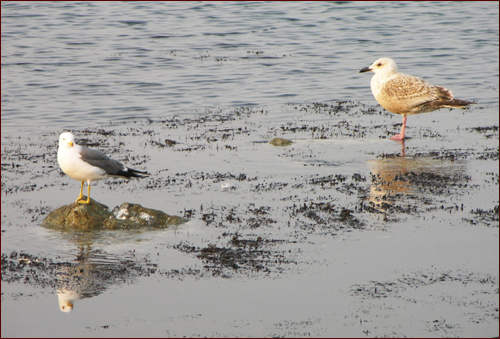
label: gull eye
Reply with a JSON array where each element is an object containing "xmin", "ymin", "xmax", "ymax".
[{"xmin": 377, "ymin": 63, "xmax": 382, "ymax": 66}]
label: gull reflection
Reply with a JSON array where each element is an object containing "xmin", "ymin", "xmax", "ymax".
[
  {"xmin": 52, "ymin": 244, "xmax": 154, "ymax": 312},
  {"xmin": 58, "ymin": 289, "xmax": 81, "ymax": 313},
  {"xmin": 56, "ymin": 246, "xmax": 97, "ymax": 313},
  {"xmin": 367, "ymin": 141, "xmax": 465, "ymax": 213},
  {"xmin": 56, "ymin": 246, "xmax": 106, "ymax": 312}
]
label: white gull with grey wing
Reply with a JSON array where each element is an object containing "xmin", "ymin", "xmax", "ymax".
[{"xmin": 57, "ymin": 132, "xmax": 149, "ymax": 204}]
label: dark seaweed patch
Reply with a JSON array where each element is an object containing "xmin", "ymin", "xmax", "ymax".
[{"xmin": 173, "ymin": 232, "xmax": 295, "ymax": 278}]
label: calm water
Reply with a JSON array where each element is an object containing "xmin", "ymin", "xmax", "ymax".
[
  {"xmin": 1, "ymin": 1, "xmax": 498, "ymax": 136},
  {"xmin": 1, "ymin": 2, "xmax": 499, "ymax": 338}
]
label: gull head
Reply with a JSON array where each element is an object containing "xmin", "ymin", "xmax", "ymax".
[
  {"xmin": 359, "ymin": 57, "xmax": 398, "ymax": 75},
  {"xmin": 59, "ymin": 132, "xmax": 75, "ymax": 148}
]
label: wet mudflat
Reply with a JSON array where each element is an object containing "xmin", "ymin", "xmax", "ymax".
[{"xmin": 1, "ymin": 101, "xmax": 498, "ymax": 337}]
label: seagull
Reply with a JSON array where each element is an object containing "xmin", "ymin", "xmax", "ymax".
[
  {"xmin": 359, "ymin": 57, "xmax": 473, "ymax": 140},
  {"xmin": 57, "ymin": 132, "xmax": 149, "ymax": 204}
]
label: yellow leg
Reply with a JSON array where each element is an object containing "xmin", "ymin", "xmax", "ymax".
[
  {"xmin": 78, "ymin": 183, "xmax": 91, "ymax": 204},
  {"xmin": 75, "ymin": 182, "xmax": 85, "ymax": 203}
]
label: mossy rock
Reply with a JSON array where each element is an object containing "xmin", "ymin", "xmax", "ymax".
[
  {"xmin": 42, "ymin": 199, "xmax": 189, "ymax": 231},
  {"xmin": 109, "ymin": 202, "xmax": 188, "ymax": 229},
  {"xmin": 269, "ymin": 137, "xmax": 293, "ymax": 146}
]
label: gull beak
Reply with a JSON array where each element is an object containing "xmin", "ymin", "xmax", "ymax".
[
  {"xmin": 359, "ymin": 66, "xmax": 372, "ymax": 73},
  {"xmin": 68, "ymin": 142, "xmax": 74, "ymax": 147}
]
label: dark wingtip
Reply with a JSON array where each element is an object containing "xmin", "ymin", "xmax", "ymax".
[
  {"xmin": 130, "ymin": 169, "xmax": 150, "ymax": 178},
  {"xmin": 115, "ymin": 169, "xmax": 150, "ymax": 178},
  {"xmin": 452, "ymin": 98, "xmax": 475, "ymax": 107}
]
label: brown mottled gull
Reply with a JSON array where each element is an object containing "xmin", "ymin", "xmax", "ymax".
[{"xmin": 359, "ymin": 57, "xmax": 473, "ymax": 140}]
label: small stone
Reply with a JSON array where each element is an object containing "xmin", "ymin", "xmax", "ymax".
[{"xmin": 269, "ymin": 137, "xmax": 293, "ymax": 146}]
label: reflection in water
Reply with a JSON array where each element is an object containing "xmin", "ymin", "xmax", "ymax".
[
  {"xmin": 2, "ymin": 243, "xmax": 157, "ymax": 313},
  {"xmin": 53, "ymin": 244, "xmax": 156, "ymax": 312},
  {"xmin": 58, "ymin": 289, "xmax": 81, "ymax": 313},
  {"xmin": 367, "ymin": 142, "xmax": 466, "ymax": 213},
  {"xmin": 56, "ymin": 246, "xmax": 98, "ymax": 313}
]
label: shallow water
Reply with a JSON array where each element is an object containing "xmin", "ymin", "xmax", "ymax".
[
  {"xmin": 1, "ymin": 2, "xmax": 499, "ymax": 338},
  {"xmin": 2, "ymin": 1, "xmax": 498, "ymax": 135}
]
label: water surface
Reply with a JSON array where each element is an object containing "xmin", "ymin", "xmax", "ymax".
[{"xmin": 1, "ymin": 2, "xmax": 498, "ymax": 338}]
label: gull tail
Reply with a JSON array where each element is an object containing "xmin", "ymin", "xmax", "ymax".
[
  {"xmin": 433, "ymin": 85, "xmax": 474, "ymax": 108},
  {"xmin": 429, "ymin": 98, "xmax": 474, "ymax": 109}
]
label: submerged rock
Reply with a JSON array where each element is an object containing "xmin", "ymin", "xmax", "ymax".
[
  {"xmin": 269, "ymin": 137, "xmax": 293, "ymax": 146},
  {"xmin": 42, "ymin": 199, "xmax": 188, "ymax": 230}
]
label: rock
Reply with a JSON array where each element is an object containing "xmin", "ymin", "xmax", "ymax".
[
  {"xmin": 42, "ymin": 199, "xmax": 188, "ymax": 230},
  {"xmin": 110, "ymin": 202, "xmax": 188, "ymax": 228},
  {"xmin": 269, "ymin": 137, "xmax": 293, "ymax": 146},
  {"xmin": 41, "ymin": 199, "xmax": 113, "ymax": 231}
]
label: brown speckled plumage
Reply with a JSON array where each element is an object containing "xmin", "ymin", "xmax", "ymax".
[{"xmin": 360, "ymin": 57, "xmax": 473, "ymax": 140}]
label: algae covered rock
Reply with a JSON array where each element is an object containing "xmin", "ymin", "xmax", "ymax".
[
  {"xmin": 42, "ymin": 199, "xmax": 188, "ymax": 231},
  {"xmin": 42, "ymin": 199, "xmax": 114, "ymax": 231},
  {"xmin": 110, "ymin": 202, "xmax": 188, "ymax": 228},
  {"xmin": 269, "ymin": 137, "xmax": 293, "ymax": 146}
]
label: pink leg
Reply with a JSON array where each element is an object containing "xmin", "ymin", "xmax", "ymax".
[{"xmin": 390, "ymin": 115, "xmax": 407, "ymax": 141}]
